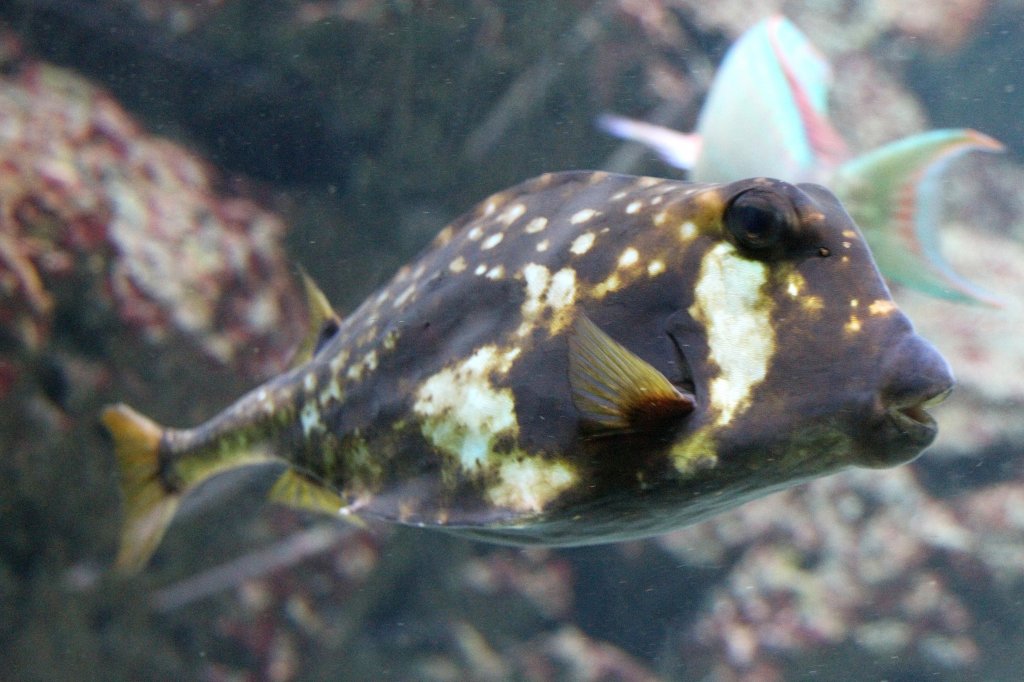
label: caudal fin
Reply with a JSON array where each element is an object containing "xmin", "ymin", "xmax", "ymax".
[
  {"xmin": 101, "ymin": 404, "xmax": 180, "ymax": 573},
  {"xmin": 833, "ymin": 129, "xmax": 1005, "ymax": 307}
]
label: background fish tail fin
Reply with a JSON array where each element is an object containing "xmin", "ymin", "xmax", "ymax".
[
  {"xmin": 833, "ymin": 129, "xmax": 1005, "ymax": 306},
  {"xmin": 597, "ymin": 113, "xmax": 701, "ymax": 170},
  {"xmin": 101, "ymin": 404, "xmax": 181, "ymax": 573}
]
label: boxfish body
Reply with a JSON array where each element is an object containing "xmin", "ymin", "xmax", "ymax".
[{"xmin": 102, "ymin": 171, "xmax": 953, "ymax": 571}]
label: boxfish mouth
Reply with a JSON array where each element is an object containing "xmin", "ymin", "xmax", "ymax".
[
  {"xmin": 860, "ymin": 331, "xmax": 955, "ymax": 469},
  {"xmin": 884, "ymin": 385, "xmax": 952, "ymax": 445}
]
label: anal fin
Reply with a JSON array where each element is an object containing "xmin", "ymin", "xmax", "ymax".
[
  {"xmin": 568, "ymin": 315, "xmax": 695, "ymax": 432},
  {"xmin": 269, "ymin": 469, "xmax": 364, "ymax": 526}
]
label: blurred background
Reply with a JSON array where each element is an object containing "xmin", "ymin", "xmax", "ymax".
[{"xmin": 1, "ymin": 1, "xmax": 1023, "ymax": 680}]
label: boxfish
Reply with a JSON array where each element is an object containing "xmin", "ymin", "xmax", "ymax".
[{"xmin": 102, "ymin": 171, "xmax": 953, "ymax": 572}]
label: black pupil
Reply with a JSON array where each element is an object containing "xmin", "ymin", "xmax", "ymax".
[{"xmin": 726, "ymin": 190, "xmax": 785, "ymax": 250}]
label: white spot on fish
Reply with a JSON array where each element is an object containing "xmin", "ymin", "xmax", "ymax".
[
  {"xmin": 449, "ymin": 256, "xmax": 467, "ymax": 273},
  {"xmin": 498, "ymin": 203, "xmax": 526, "ymax": 226},
  {"xmin": 869, "ymin": 299, "xmax": 897, "ymax": 316},
  {"xmin": 481, "ymin": 233, "xmax": 504, "ymax": 250},
  {"xmin": 785, "ymin": 272, "xmax": 805, "ymax": 298},
  {"xmin": 618, "ymin": 247, "xmax": 639, "ymax": 268},
  {"xmin": 635, "ymin": 177, "xmax": 662, "ymax": 189},
  {"xmin": 679, "ymin": 221, "xmax": 697, "ymax": 241},
  {"xmin": 324, "ymin": 377, "xmax": 343, "ymax": 402},
  {"xmin": 625, "ymin": 200, "xmax": 643, "ymax": 214},
  {"xmin": 347, "ymin": 363, "xmax": 364, "ymax": 381},
  {"xmin": 570, "ymin": 232, "xmax": 595, "ymax": 255},
  {"xmin": 536, "ymin": 239, "xmax": 550, "ymax": 253},
  {"xmin": 303, "ymin": 373, "xmax": 317, "ymax": 392},
  {"xmin": 485, "ymin": 265, "xmax": 505, "ymax": 280},
  {"xmin": 362, "ymin": 349, "xmax": 378, "ymax": 372},
  {"xmin": 467, "ymin": 226, "xmax": 484, "ymax": 241},
  {"xmin": 524, "ymin": 217, "xmax": 548, "ymax": 234},
  {"xmin": 474, "ymin": 263, "xmax": 487, "ymax": 276},
  {"xmin": 432, "ymin": 225, "xmax": 455, "ymax": 247},
  {"xmin": 570, "ymin": 208, "xmax": 599, "ymax": 225},
  {"xmin": 647, "ymin": 260, "xmax": 665, "ymax": 277}
]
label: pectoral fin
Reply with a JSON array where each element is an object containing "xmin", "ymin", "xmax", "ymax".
[{"xmin": 568, "ymin": 315, "xmax": 695, "ymax": 432}]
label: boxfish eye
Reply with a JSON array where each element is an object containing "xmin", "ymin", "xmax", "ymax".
[{"xmin": 723, "ymin": 188, "xmax": 796, "ymax": 256}]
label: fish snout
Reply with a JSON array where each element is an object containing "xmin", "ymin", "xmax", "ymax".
[{"xmin": 858, "ymin": 333, "xmax": 954, "ymax": 468}]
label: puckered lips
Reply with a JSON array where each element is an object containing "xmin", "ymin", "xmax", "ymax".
[{"xmin": 884, "ymin": 384, "xmax": 952, "ymax": 447}]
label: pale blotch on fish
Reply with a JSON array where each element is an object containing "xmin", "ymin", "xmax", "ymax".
[{"xmin": 688, "ymin": 242, "xmax": 774, "ymax": 429}]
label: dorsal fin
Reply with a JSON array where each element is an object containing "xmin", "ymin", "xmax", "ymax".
[
  {"xmin": 291, "ymin": 269, "xmax": 342, "ymax": 369},
  {"xmin": 568, "ymin": 315, "xmax": 695, "ymax": 432}
]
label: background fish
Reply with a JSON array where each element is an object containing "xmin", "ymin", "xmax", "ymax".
[
  {"xmin": 599, "ymin": 15, "xmax": 1004, "ymax": 306},
  {"xmin": 103, "ymin": 171, "xmax": 952, "ymax": 571}
]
